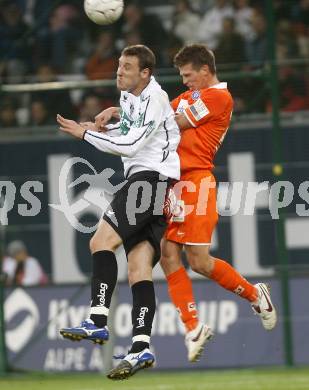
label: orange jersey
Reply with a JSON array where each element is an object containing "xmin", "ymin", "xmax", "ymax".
[{"xmin": 171, "ymin": 83, "xmax": 233, "ymax": 173}]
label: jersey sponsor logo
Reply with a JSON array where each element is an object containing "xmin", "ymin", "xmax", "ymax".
[
  {"xmin": 191, "ymin": 90, "xmax": 200, "ymax": 100},
  {"xmin": 133, "ymin": 111, "xmax": 146, "ymax": 128},
  {"xmin": 120, "ymin": 111, "xmax": 133, "ymax": 135},
  {"xmin": 189, "ymin": 98, "xmax": 209, "ymax": 121}
]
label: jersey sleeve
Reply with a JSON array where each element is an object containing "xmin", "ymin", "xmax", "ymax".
[
  {"xmin": 105, "ymin": 122, "xmax": 121, "ymax": 137},
  {"xmin": 183, "ymin": 90, "xmax": 229, "ymax": 127},
  {"xmin": 170, "ymin": 94, "xmax": 183, "ymax": 112},
  {"xmin": 83, "ymin": 94, "xmax": 164, "ymax": 157}
]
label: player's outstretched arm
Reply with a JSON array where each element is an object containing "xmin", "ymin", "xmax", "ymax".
[
  {"xmin": 79, "ymin": 121, "xmax": 99, "ymax": 132},
  {"xmin": 95, "ymin": 107, "xmax": 120, "ymax": 129},
  {"xmin": 85, "ymin": 95, "xmax": 164, "ymax": 157},
  {"xmin": 57, "ymin": 114, "xmax": 85, "ymax": 139}
]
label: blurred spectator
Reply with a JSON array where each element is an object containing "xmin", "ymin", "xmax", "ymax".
[
  {"xmin": 292, "ymin": 0, "xmax": 309, "ymax": 60},
  {"xmin": 278, "ymin": 67, "xmax": 309, "ymax": 112},
  {"xmin": 0, "ymin": 1, "xmax": 308, "ymax": 117},
  {"xmin": 79, "ymin": 94, "xmax": 104, "ymax": 122},
  {"xmin": 276, "ymin": 20, "xmax": 299, "ymax": 62},
  {"xmin": 0, "ymin": 97, "xmax": 18, "ymax": 127},
  {"xmin": 171, "ymin": 0, "xmax": 201, "ymax": 45},
  {"xmin": 214, "ymin": 16, "xmax": 247, "ymax": 112},
  {"xmin": 2, "ymin": 240, "xmax": 48, "ymax": 286},
  {"xmin": 34, "ymin": 4, "xmax": 83, "ymax": 72},
  {"xmin": 165, "ymin": 34, "xmax": 184, "ymax": 67},
  {"xmin": 215, "ymin": 17, "xmax": 246, "ymax": 68},
  {"xmin": 85, "ymin": 31, "xmax": 118, "ymax": 80},
  {"xmin": 234, "ymin": 0, "xmax": 254, "ymax": 41},
  {"xmin": 198, "ymin": 0, "xmax": 234, "ymax": 50},
  {"xmin": 273, "ymin": 0, "xmax": 293, "ymax": 22},
  {"xmin": 0, "ymin": 2, "xmax": 30, "ymax": 82},
  {"xmin": 245, "ymin": 11, "xmax": 267, "ymax": 66},
  {"xmin": 30, "ymin": 100, "xmax": 54, "ymax": 126},
  {"xmin": 123, "ymin": 30, "xmax": 143, "ymax": 47},
  {"xmin": 294, "ymin": 24, "xmax": 309, "ymax": 60},
  {"xmin": 31, "ymin": 64, "xmax": 75, "ymax": 118},
  {"xmin": 291, "ymin": 0, "xmax": 309, "ymax": 26},
  {"xmin": 121, "ymin": 3, "xmax": 168, "ymax": 65}
]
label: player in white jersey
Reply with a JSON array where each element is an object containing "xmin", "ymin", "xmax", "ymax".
[
  {"xmin": 57, "ymin": 45, "xmax": 180, "ymax": 380},
  {"xmin": 83, "ymin": 75, "xmax": 179, "ymax": 179}
]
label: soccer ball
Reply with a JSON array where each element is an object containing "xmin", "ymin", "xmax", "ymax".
[{"xmin": 84, "ymin": 0, "xmax": 124, "ymax": 25}]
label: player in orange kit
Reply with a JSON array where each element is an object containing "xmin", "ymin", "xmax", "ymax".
[{"xmin": 160, "ymin": 44, "xmax": 277, "ymax": 363}]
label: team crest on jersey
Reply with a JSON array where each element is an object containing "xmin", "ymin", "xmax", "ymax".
[{"xmin": 191, "ymin": 90, "xmax": 200, "ymax": 100}]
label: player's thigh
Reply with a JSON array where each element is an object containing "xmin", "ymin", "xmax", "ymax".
[
  {"xmin": 104, "ymin": 171, "xmax": 168, "ymax": 250},
  {"xmin": 90, "ymin": 219, "xmax": 122, "ymax": 253},
  {"xmin": 166, "ymin": 170, "xmax": 218, "ymax": 245},
  {"xmin": 160, "ymin": 238, "xmax": 183, "ymax": 276},
  {"xmin": 127, "ymin": 240, "xmax": 154, "ymax": 286}
]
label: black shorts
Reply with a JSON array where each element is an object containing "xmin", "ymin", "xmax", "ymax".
[{"xmin": 103, "ymin": 171, "xmax": 171, "ymax": 265}]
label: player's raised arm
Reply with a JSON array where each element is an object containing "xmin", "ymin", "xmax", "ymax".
[
  {"xmin": 84, "ymin": 94, "xmax": 164, "ymax": 157},
  {"xmin": 57, "ymin": 114, "xmax": 85, "ymax": 139},
  {"xmin": 79, "ymin": 121, "xmax": 100, "ymax": 132},
  {"xmin": 95, "ymin": 106, "xmax": 120, "ymax": 129}
]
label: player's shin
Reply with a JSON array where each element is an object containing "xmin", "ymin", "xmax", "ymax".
[
  {"xmin": 210, "ymin": 258, "xmax": 258, "ymax": 302},
  {"xmin": 166, "ymin": 266, "xmax": 199, "ymax": 331},
  {"xmin": 130, "ymin": 280, "xmax": 156, "ymax": 353},
  {"xmin": 90, "ymin": 250, "xmax": 118, "ymax": 327}
]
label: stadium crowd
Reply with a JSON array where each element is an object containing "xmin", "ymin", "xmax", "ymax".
[{"xmin": 0, "ymin": 0, "xmax": 308, "ymax": 127}]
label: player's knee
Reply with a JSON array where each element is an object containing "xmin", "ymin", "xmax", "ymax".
[
  {"xmin": 127, "ymin": 267, "xmax": 139, "ymax": 286},
  {"xmin": 89, "ymin": 232, "xmax": 119, "ymax": 254},
  {"xmin": 128, "ymin": 265, "xmax": 152, "ymax": 286},
  {"xmin": 160, "ymin": 253, "xmax": 181, "ymax": 276},
  {"xmin": 160, "ymin": 241, "xmax": 182, "ymax": 276},
  {"xmin": 89, "ymin": 235, "xmax": 101, "ymax": 253}
]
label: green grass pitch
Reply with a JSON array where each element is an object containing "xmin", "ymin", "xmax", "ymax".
[{"xmin": 1, "ymin": 367, "xmax": 309, "ymax": 390}]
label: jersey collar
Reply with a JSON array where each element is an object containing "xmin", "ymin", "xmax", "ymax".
[{"xmin": 208, "ymin": 82, "xmax": 227, "ymax": 90}]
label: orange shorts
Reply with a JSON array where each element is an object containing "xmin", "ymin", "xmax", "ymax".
[{"xmin": 165, "ymin": 170, "xmax": 218, "ymax": 245}]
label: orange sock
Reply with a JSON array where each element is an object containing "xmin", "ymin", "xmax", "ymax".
[
  {"xmin": 210, "ymin": 258, "xmax": 258, "ymax": 302},
  {"xmin": 166, "ymin": 267, "xmax": 199, "ymax": 332}
]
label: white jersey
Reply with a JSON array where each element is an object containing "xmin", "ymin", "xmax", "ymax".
[{"xmin": 84, "ymin": 76, "xmax": 180, "ymax": 180}]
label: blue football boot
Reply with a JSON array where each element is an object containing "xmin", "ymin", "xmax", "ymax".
[
  {"xmin": 60, "ymin": 319, "xmax": 109, "ymax": 345},
  {"xmin": 107, "ymin": 348, "xmax": 155, "ymax": 380}
]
